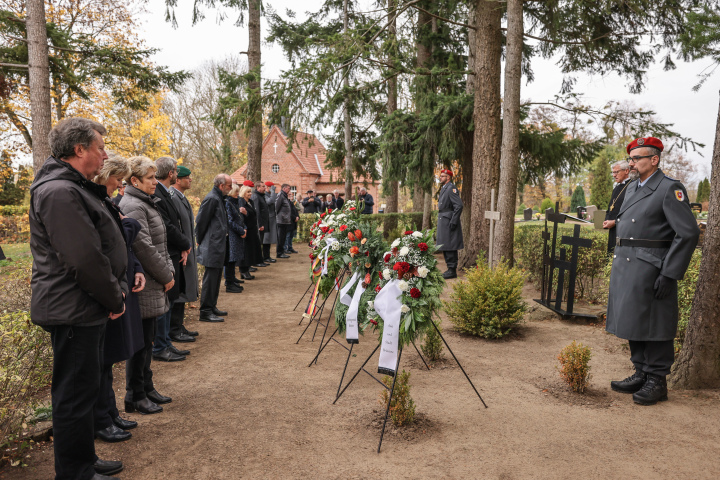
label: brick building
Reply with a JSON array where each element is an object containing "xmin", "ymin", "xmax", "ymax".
[{"xmin": 230, "ymin": 125, "xmax": 379, "ymax": 211}]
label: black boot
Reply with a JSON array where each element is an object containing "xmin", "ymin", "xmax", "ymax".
[
  {"xmin": 442, "ymin": 268, "xmax": 457, "ymax": 279},
  {"xmin": 633, "ymin": 374, "xmax": 668, "ymax": 405},
  {"xmin": 610, "ymin": 369, "xmax": 647, "ymax": 394}
]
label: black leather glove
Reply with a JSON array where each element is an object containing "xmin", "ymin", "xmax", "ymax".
[
  {"xmin": 449, "ymin": 223, "xmax": 457, "ymax": 232},
  {"xmin": 653, "ymin": 274, "xmax": 676, "ymax": 300}
]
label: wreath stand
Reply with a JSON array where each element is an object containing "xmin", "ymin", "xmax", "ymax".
[
  {"xmin": 296, "ymin": 267, "xmax": 348, "ymax": 348},
  {"xmin": 333, "ymin": 320, "xmax": 488, "ymax": 453}
]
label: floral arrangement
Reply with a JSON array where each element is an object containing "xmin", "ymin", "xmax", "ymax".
[
  {"xmin": 334, "ymin": 222, "xmax": 388, "ymax": 336},
  {"xmin": 361, "ymin": 229, "xmax": 445, "ymax": 347}
]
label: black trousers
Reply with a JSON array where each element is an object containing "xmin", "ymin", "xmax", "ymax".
[
  {"xmin": 94, "ymin": 362, "xmax": 119, "ymax": 430},
  {"xmin": 277, "ymin": 224, "xmax": 290, "ymax": 255},
  {"xmin": 125, "ymin": 317, "xmax": 155, "ymax": 402},
  {"xmin": 443, "ymin": 250, "xmax": 458, "ymax": 270},
  {"xmin": 170, "ymin": 301, "xmax": 186, "ymax": 337},
  {"xmin": 262, "ymin": 243, "xmax": 271, "ymax": 260},
  {"xmin": 629, "ymin": 340, "xmax": 675, "ymax": 376},
  {"xmin": 200, "ymin": 266, "xmax": 223, "ymax": 313},
  {"xmin": 47, "ymin": 323, "xmax": 105, "ymax": 480}
]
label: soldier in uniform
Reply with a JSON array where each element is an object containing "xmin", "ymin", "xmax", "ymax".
[
  {"xmin": 603, "ymin": 160, "xmax": 632, "ymax": 254},
  {"xmin": 606, "ymin": 137, "xmax": 700, "ymax": 406},
  {"xmin": 436, "ymin": 169, "xmax": 463, "ymax": 279}
]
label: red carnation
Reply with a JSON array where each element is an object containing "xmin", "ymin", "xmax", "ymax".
[
  {"xmin": 329, "ymin": 228, "xmax": 335, "ymax": 233},
  {"xmin": 383, "ymin": 253, "xmax": 391, "ymax": 262},
  {"xmin": 391, "ymin": 247, "xmax": 398, "ymax": 255},
  {"xmin": 349, "ymin": 207, "xmax": 356, "ymax": 211},
  {"xmin": 320, "ymin": 212, "xmax": 326, "ymax": 218},
  {"xmin": 410, "ymin": 288, "xmax": 421, "ymax": 299},
  {"xmin": 379, "ymin": 272, "xmax": 383, "ymax": 280},
  {"xmin": 418, "ymin": 242, "xmax": 428, "ymax": 251},
  {"xmin": 340, "ymin": 225, "xmax": 348, "ymax": 231},
  {"xmin": 309, "ymin": 254, "xmax": 314, "ymax": 260},
  {"xmin": 375, "ymin": 285, "xmax": 381, "ymax": 293},
  {"xmin": 328, "ymin": 209, "xmax": 333, "ymax": 213},
  {"xmin": 370, "ymin": 319, "xmax": 378, "ymax": 326},
  {"xmin": 404, "ymin": 230, "xmax": 414, "ymax": 235},
  {"xmin": 321, "ymin": 227, "xmax": 329, "ymax": 233},
  {"xmin": 393, "ymin": 261, "xmax": 411, "ymax": 275},
  {"xmin": 365, "ymin": 251, "xmax": 369, "ymax": 256},
  {"xmin": 328, "ymin": 256, "xmax": 334, "ymax": 260}
]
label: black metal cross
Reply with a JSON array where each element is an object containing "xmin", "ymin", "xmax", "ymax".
[{"xmin": 560, "ymin": 224, "xmax": 592, "ymax": 314}]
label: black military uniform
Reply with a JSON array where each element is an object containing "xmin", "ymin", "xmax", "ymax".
[
  {"xmin": 436, "ymin": 170, "xmax": 464, "ymax": 279},
  {"xmin": 605, "ymin": 178, "xmax": 630, "ymax": 253}
]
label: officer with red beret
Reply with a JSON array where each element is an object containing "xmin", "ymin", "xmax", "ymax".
[
  {"xmin": 606, "ymin": 137, "xmax": 700, "ymax": 405},
  {"xmin": 436, "ymin": 169, "xmax": 464, "ymax": 279}
]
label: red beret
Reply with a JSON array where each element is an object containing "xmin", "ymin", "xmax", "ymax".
[
  {"xmin": 264, "ymin": 181, "xmax": 274, "ymax": 187},
  {"xmin": 627, "ymin": 137, "xmax": 664, "ymax": 154},
  {"xmin": 243, "ymin": 180, "xmax": 255, "ymax": 187},
  {"xmin": 440, "ymin": 169, "xmax": 454, "ymax": 177}
]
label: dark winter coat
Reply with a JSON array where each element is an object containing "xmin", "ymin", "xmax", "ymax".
[
  {"xmin": 336, "ymin": 197, "xmax": 345, "ymax": 210},
  {"xmin": 238, "ymin": 197, "xmax": 263, "ymax": 267},
  {"xmin": 605, "ymin": 179, "xmax": 631, "ymax": 253},
  {"xmin": 289, "ymin": 200, "xmax": 299, "ymax": 228},
  {"xmin": 154, "ymin": 183, "xmax": 191, "ymax": 301},
  {"xmin": 171, "ymin": 188, "xmax": 199, "ymax": 303},
  {"xmin": 302, "ymin": 196, "xmax": 322, "ymax": 214},
  {"xmin": 436, "ymin": 181, "xmax": 464, "ymax": 251},
  {"xmin": 195, "ymin": 186, "xmax": 228, "ymax": 269},
  {"xmin": 276, "ymin": 191, "xmax": 292, "ymax": 225},
  {"xmin": 226, "ymin": 196, "xmax": 246, "ymax": 264},
  {"xmin": 29, "ymin": 157, "xmax": 127, "ymax": 327},
  {"xmin": 606, "ymin": 169, "xmax": 700, "ymax": 341},
  {"xmin": 360, "ymin": 193, "xmax": 374, "ymax": 214},
  {"xmin": 252, "ymin": 190, "xmax": 270, "ymax": 243},
  {"xmin": 104, "ymin": 214, "xmax": 145, "ymax": 365},
  {"xmin": 263, "ymin": 189, "xmax": 278, "ymax": 244},
  {"xmin": 120, "ymin": 186, "xmax": 173, "ymax": 319}
]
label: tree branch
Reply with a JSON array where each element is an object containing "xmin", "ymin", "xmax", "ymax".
[
  {"xmin": 411, "ymin": 4, "xmax": 475, "ymax": 30},
  {"xmin": 0, "ymin": 62, "xmax": 29, "ymax": 69}
]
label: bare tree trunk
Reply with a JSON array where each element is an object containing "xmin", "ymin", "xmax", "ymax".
[
  {"xmin": 460, "ymin": 2, "xmax": 476, "ymax": 251},
  {"xmin": 422, "ymin": 192, "xmax": 431, "ymax": 230},
  {"xmin": 493, "ymin": 0, "xmax": 523, "ymax": 267},
  {"xmin": 461, "ymin": 0, "xmax": 502, "ymax": 268},
  {"xmin": 669, "ymin": 97, "xmax": 720, "ymax": 389},
  {"xmin": 412, "ymin": 187, "xmax": 424, "ymax": 211},
  {"xmin": 385, "ymin": 0, "xmax": 399, "ymax": 215},
  {"xmin": 27, "ymin": 0, "xmax": 52, "ymax": 172},
  {"xmin": 246, "ymin": 0, "xmax": 262, "ymax": 181},
  {"xmin": 342, "ymin": 0, "xmax": 354, "ymax": 199}
]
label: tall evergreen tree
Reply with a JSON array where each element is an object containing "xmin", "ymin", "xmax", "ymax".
[
  {"xmin": 589, "ymin": 146, "xmax": 619, "ymax": 209},
  {"xmin": 570, "ymin": 185, "xmax": 586, "ymax": 211}
]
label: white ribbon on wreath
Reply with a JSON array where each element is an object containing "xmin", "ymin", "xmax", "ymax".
[
  {"xmin": 339, "ymin": 272, "xmax": 362, "ymax": 343},
  {"xmin": 320, "ymin": 237, "xmax": 338, "ymax": 275},
  {"xmin": 375, "ymin": 279, "xmax": 402, "ymax": 376}
]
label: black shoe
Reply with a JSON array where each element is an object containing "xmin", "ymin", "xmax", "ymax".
[
  {"xmin": 264, "ymin": 258, "xmax": 277, "ymax": 263},
  {"xmin": 255, "ymin": 263, "xmax": 269, "ymax": 267},
  {"xmin": 611, "ymin": 369, "xmax": 647, "ymax": 394},
  {"xmin": 249, "ymin": 267, "xmax": 258, "ymax": 272},
  {"xmin": 199, "ymin": 312, "xmax": 225, "ymax": 322},
  {"xmin": 289, "ymin": 248, "xmax": 299, "ymax": 254},
  {"xmin": 633, "ymin": 374, "xmax": 668, "ymax": 405},
  {"xmin": 170, "ymin": 332, "xmax": 196, "ymax": 343},
  {"xmin": 94, "ymin": 459, "xmax": 123, "ymax": 476},
  {"xmin": 231, "ymin": 277, "xmax": 245, "ymax": 284},
  {"xmin": 95, "ymin": 424, "xmax": 132, "ymax": 443},
  {"xmin": 152, "ymin": 348, "xmax": 185, "ymax": 362},
  {"xmin": 124, "ymin": 397, "xmax": 162, "ymax": 414},
  {"xmin": 112, "ymin": 415, "xmax": 137, "ymax": 430},
  {"xmin": 92, "ymin": 474, "xmax": 119, "ymax": 479},
  {"xmin": 183, "ymin": 326, "xmax": 199, "ymax": 336},
  {"xmin": 169, "ymin": 345, "xmax": 190, "ymax": 356},
  {"xmin": 442, "ymin": 269, "xmax": 457, "ymax": 279},
  {"xmin": 146, "ymin": 389, "xmax": 172, "ymax": 404},
  {"xmin": 278, "ymin": 254, "xmax": 290, "ymax": 258},
  {"xmin": 241, "ymin": 272, "xmax": 255, "ymax": 280},
  {"xmin": 226, "ymin": 284, "xmax": 244, "ymax": 293}
]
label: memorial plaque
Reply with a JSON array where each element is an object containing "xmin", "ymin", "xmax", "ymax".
[
  {"xmin": 523, "ymin": 207, "xmax": 533, "ymax": 221},
  {"xmin": 690, "ymin": 202, "xmax": 702, "ymax": 214},
  {"xmin": 585, "ymin": 205, "xmax": 597, "ymax": 221}
]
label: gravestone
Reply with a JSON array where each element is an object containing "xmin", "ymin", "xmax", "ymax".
[
  {"xmin": 593, "ymin": 210, "xmax": 606, "ymax": 230},
  {"xmin": 584, "ymin": 205, "xmax": 597, "ymax": 221},
  {"xmin": 523, "ymin": 207, "xmax": 533, "ymax": 221}
]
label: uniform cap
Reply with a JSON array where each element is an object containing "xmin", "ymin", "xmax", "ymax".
[
  {"xmin": 265, "ymin": 181, "xmax": 274, "ymax": 187},
  {"xmin": 176, "ymin": 165, "xmax": 191, "ymax": 178},
  {"xmin": 627, "ymin": 137, "xmax": 664, "ymax": 154},
  {"xmin": 440, "ymin": 169, "xmax": 454, "ymax": 177},
  {"xmin": 243, "ymin": 180, "xmax": 255, "ymax": 187}
]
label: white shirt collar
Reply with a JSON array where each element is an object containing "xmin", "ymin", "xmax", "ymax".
[
  {"xmin": 171, "ymin": 186, "xmax": 185, "ymax": 198},
  {"xmin": 638, "ymin": 169, "xmax": 659, "ymax": 188}
]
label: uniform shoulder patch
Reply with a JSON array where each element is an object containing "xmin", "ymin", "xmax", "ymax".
[
  {"xmin": 453, "ymin": 188, "xmax": 457, "ymax": 194},
  {"xmin": 675, "ymin": 190, "xmax": 684, "ymax": 201}
]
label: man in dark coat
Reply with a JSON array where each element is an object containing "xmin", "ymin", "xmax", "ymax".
[
  {"xmin": 301, "ymin": 189, "xmax": 322, "ymax": 213},
  {"xmin": 607, "ymin": 137, "xmax": 700, "ymax": 406},
  {"xmin": 359, "ymin": 187, "xmax": 374, "ymax": 214},
  {"xmin": 170, "ymin": 165, "xmax": 200, "ymax": 342},
  {"xmin": 275, "ymin": 184, "xmax": 293, "ymax": 258},
  {"xmin": 30, "ymin": 118, "xmax": 127, "ymax": 479},
  {"xmin": 436, "ymin": 169, "xmax": 464, "ymax": 279},
  {"xmin": 251, "ymin": 182, "xmax": 271, "ymax": 267},
  {"xmin": 196, "ymin": 174, "xmax": 232, "ymax": 323},
  {"xmin": 286, "ymin": 192, "xmax": 300, "ymax": 253},
  {"xmin": 152, "ymin": 157, "xmax": 192, "ymax": 361},
  {"xmin": 603, "ymin": 160, "xmax": 632, "ymax": 254},
  {"xmin": 263, "ymin": 182, "xmax": 279, "ymax": 262}
]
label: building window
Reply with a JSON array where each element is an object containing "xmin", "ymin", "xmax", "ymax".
[
  {"xmin": 272, "ymin": 164, "xmax": 280, "ymax": 173},
  {"xmin": 290, "ymin": 186, "xmax": 297, "ymax": 197}
]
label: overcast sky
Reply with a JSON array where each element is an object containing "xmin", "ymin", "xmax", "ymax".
[{"xmin": 138, "ymin": 0, "xmax": 717, "ymax": 183}]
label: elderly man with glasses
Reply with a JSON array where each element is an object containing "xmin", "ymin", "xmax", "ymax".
[
  {"xmin": 606, "ymin": 137, "xmax": 700, "ymax": 406},
  {"xmin": 602, "ymin": 160, "xmax": 634, "ymax": 254}
]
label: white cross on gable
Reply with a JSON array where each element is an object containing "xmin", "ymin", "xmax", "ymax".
[{"xmin": 273, "ymin": 142, "xmax": 278, "ymax": 153}]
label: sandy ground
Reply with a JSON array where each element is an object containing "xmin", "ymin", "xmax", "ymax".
[{"xmin": 3, "ymin": 247, "xmax": 720, "ymax": 479}]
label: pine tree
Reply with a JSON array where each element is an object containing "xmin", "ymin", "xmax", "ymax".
[
  {"xmin": 696, "ymin": 178, "xmax": 706, "ymax": 203},
  {"xmin": 589, "ymin": 146, "xmax": 619, "ymax": 209},
  {"xmin": 570, "ymin": 185, "xmax": 586, "ymax": 211}
]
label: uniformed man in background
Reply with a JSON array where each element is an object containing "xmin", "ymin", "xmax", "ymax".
[
  {"xmin": 606, "ymin": 137, "xmax": 700, "ymax": 406},
  {"xmin": 436, "ymin": 169, "xmax": 463, "ymax": 279}
]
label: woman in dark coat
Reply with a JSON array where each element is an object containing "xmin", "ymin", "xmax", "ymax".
[
  {"xmin": 93, "ymin": 157, "xmax": 146, "ymax": 442},
  {"xmin": 238, "ymin": 185, "xmax": 263, "ymax": 280},
  {"xmin": 225, "ymin": 185, "xmax": 247, "ymax": 288}
]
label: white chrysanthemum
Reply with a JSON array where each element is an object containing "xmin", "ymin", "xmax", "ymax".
[
  {"xmin": 401, "ymin": 305, "xmax": 410, "ymax": 314},
  {"xmin": 417, "ymin": 266, "xmax": 429, "ymax": 278},
  {"xmin": 391, "ymin": 238, "xmax": 400, "ymax": 248},
  {"xmin": 398, "ymin": 280, "xmax": 409, "ymax": 292},
  {"xmin": 367, "ymin": 300, "xmax": 374, "ymax": 309},
  {"xmin": 399, "ymin": 246, "xmax": 410, "ymax": 256},
  {"xmin": 332, "ymin": 242, "xmax": 341, "ymax": 251},
  {"xmin": 412, "ymin": 231, "xmax": 422, "ymax": 238},
  {"xmin": 382, "ymin": 268, "xmax": 391, "ymax": 279}
]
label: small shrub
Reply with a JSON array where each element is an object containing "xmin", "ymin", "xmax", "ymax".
[
  {"xmin": 444, "ymin": 258, "xmax": 527, "ymax": 339},
  {"xmin": 557, "ymin": 341, "xmax": 592, "ymax": 393},
  {"xmin": 380, "ymin": 370, "xmax": 415, "ymax": 427},
  {"xmin": 540, "ymin": 198, "xmax": 554, "ymax": 212},
  {"xmin": 516, "ymin": 203, "xmax": 526, "ymax": 215},
  {"xmin": 421, "ymin": 320, "xmax": 443, "ymax": 362}
]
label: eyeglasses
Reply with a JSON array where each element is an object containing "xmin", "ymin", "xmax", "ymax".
[{"xmin": 626, "ymin": 155, "xmax": 655, "ymax": 163}]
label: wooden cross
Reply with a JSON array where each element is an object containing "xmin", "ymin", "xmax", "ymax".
[
  {"xmin": 543, "ymin": 203, "xmax": 566, "ymax": 304},
  {"xmin": 484, "ymin": 188, "xmax": 501, "ymax": 268},
  {"xmin": 273, "ymin": 142, "xmax": 278, "ymax": 153},
  {"xmin": 560, "ymin": 224, "xmax": 592, "ymax": 314}
]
